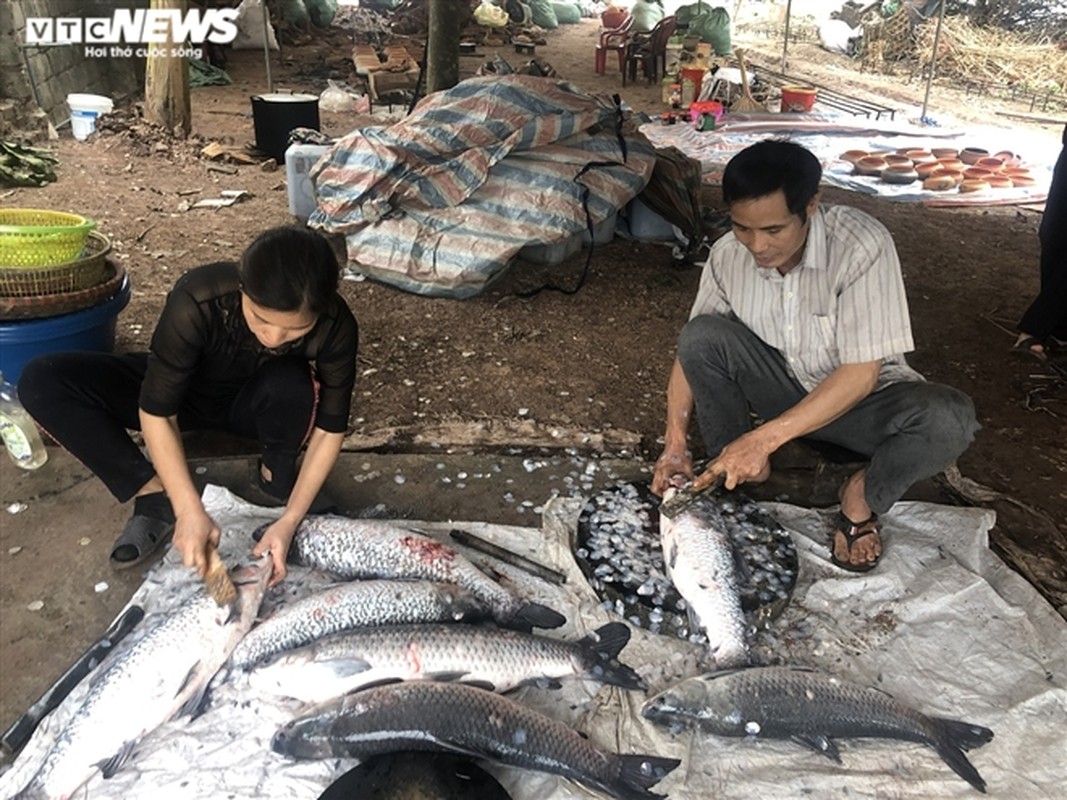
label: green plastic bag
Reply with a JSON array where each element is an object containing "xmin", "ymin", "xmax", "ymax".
[
  {"xmin": 305, "ymin": 0, "xmax": 338, "ymax": 27},
  {"xmin": 688, "ymin": 6, "xmax": 732, "ymax": 56},
  {"xmin": 278, "ymin": 0, "xmax": 310, "ymax": 27},
  {"xmin": 552, "ymin": 2, "xmax": 581, "ymax": 24},
  {"xmin": 528, "ymin": 0, "xmax": 559, "ymax": 29}
]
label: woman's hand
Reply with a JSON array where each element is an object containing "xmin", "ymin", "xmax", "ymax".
[
  {"xmin": 172, "ymin": 506, "xmax": 221, "ymax": 577},
  {"xmin": 252, "ymin": 516, "xmax": 299, "ymax": 587},
  {"xmin": 651, "ymin": 446, "xmax": 695, "ymax": 497}
]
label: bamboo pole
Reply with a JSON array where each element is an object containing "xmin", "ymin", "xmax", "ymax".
[
  {"xmin": 781, "ymin": 0, "xmax": 793, "ymax": 71},
  {"xmin": 920, "ymin": 0, "xmax": 948, "ymax": 122}
]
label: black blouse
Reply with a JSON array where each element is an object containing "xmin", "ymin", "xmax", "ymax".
[{"xmin": 139, "ymin": 262, "xmax": 358, "ymax": 433}]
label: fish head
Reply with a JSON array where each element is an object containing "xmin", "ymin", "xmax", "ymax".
[
  {"xmin": 436, "ymin": 583, "xmax": 492, "ymax": 622},
  {"xmin": 271, "ymin": 718, "xmax": 335, "ymax": 759},
  {"xmin": 228, "ymin": 557, "xmax": 273, "ymax": 623}
]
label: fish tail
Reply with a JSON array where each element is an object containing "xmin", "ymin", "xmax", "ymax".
[
  {"xmin": 612, "ymin": 754, "xmax": 682, "ymax": 800},
  {"xmin": 931, "ymin": 717, "xmax": 994, "ymax": 793},
  {"xmin": 507, "ymin": 602, "xmax": 566, "ymax": 631},
  {"xmin": 580, "ymin": 622, "xmax": 645, "ymax": 690}
]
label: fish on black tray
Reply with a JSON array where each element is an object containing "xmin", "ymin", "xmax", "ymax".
[
  {"xmin": 260, "ymin": 515, "xmax": 565, "ymax": 631},
  {"xmin": 659, "ymin": 486, "xmax": 749, "ymax": 667},
  {"xmin": 273, "ymin": 681, "xmax": 681, "ymax": 800},
  {"xmin": 230, "ymin": 579, "xmax": 491, "ymax": 670},
  {"xmin": 574, "ymin": 481, "xmax": 797, "ymax": 643},
  {"xmin": 248, "ymin": 621, "xmax": 645, "ymax": 704},
  {"xmin": 641, "ymin": 665, "xmax": 995, "ymax": 793}
]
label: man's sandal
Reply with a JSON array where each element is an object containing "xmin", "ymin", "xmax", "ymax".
[
  {"xmin": 110, "ymin": 515, "xmax": 174, "ymax": 570},
  {"xmin": 830, "ymin": 512, "xmax": 881, "ymax": 573}
]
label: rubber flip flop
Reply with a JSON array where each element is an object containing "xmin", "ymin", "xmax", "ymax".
[
  {"xmin": 110, "ymin": 515, "xmax": 174, "ymax": 570},
  {"xmin": 829, "ymin": 512, "xmax": 881, "ymax": 573}
]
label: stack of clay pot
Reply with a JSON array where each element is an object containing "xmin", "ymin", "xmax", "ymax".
[{"xmin": 840, "ymin": 146, "xmax": 1034, "ymax": 193}]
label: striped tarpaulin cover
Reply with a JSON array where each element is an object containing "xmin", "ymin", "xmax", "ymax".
[{"xmin": 308, "ymin": 75, "xmax": 657, "ymax": 298}]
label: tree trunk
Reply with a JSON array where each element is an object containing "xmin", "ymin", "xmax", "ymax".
[
  {"xmin": 144, "ymin": 0, "xmax": 191, "ymax": 136},
  {"xmin": 426, "ymin": 0, "xmax": 462, "ymax": 94}
]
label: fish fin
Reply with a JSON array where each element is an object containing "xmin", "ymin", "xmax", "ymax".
[
  {"xmin": 931, "ymin": 718, "xmax": 994, "ymax": 793},
  {"xmin": 614, "ymin": 754, "xmax": 682, "ymax": 799},
  {"xmin": 174, "ymin": 662, "xmax": 215, "ymax": 720},
  {"xmin": 354, "ymin": 677, "xmax": 405, "ymax": 691},
  {"xmin": 527, "ymin": 677, "xmax": 562, "ymax": 690},
  {"xmin": 730, "ymin": 540, "xmax": 753, "ymax": 585},
  {"xmin": 426, "ymin": 670, "xmax": 472, "ymax": 684},
  {"xmin": 792, "ymin": 733, "xmax": 840, "ymax": 762},
  {"xmin": 318, "ymin": 657, "xmax": 373, "ymax": 678},
  {"xmin": 98, "ymin": 739, "xmax": 138, "ymax": 779},
  {"xmin": 509, "ymin": 602, "xmax": 566, "ymax": 631},
  {"xmin": 580, "ymin": 623, "xmax": 645, "ymax": 690},
  {"xmin": 460, "ymin": 679, "xmax": 499, "ymax": 691}
]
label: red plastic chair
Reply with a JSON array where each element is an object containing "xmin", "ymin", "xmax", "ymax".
[
  {"xmin": 595, "ymin": 14, "xmax": 635, "ymax": 75},
  {"xmin": 623, "ymin": 15, "xmax": 678, "ymax": 86}
]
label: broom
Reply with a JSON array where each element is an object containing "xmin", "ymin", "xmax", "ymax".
[
  {"xmin": 204, "ymin": 543, "xmax": 237, "ymax": 607},
  {"xmin": 732, "ymin": 48, "xmax": 766, "ymax": 112}
]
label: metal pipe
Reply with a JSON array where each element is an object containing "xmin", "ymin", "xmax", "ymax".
[{"xmin": 920, "ymin": 0, "xmax": 948, "ymax": 122}]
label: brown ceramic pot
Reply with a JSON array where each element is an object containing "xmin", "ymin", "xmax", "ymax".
[
  {"xmin": 840, "ymin": 149, "xmax": 870, "ymax": 164},
  {"xmin": 963, "ymin": 167, "xmax": 993, "ymax": 181},
  {"xmin": 905, "ymin": 149, "xmax": 936, "ymax": 165},
  {"xmin": 985, "ymin": 175, "xmax": 1014, "ymax": 189},
  {"xmin": 931, "ymin": 147, "xmax": 959, "ymax": 160},
  {"xmin": 923, "ymin": 174, "xmax": 956, "ymax": 192},
  {"xmin": 960, "ymin": 147, "xmax": 989, "ymax": 165},
  {"xmin": 959, "ymin": 179, "xmax": 989, "ymax": 193},
  {"xmin": 935, "ymin": 158, "xmax": 965, "ymax": 172},
  {"xmin": 931, "ymin": 167, "xmax": 965, "ymax": 186},
  {"xmin": 993, "ymin": 150, "xmax": 1023, "ymax": 168},
  {"xmin": 854, "ymin": 156, "xmax": 888, "ymax": 176},
  {"xmin": 882, "ymin": 164, "xmax": 919, "ymax": 184},
  {"xmin": 1009, "ymin": 175, "xmax": 1036, "ymax": 187},
  {"xmin": 884, "ymin": 153, "xmax": 913, "ymax": 167},
  {"xmin": 916, "ymin": 161, "xmax": 944, "ymax": 178},
  {"xmin": 974, "ymin": 157, "xmax": 1004, "ymax": 173}
]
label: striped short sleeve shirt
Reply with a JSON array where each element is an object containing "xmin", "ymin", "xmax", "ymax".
[{"xmin": 689, "ymin": 205, "xmax": 923, "ymax": 392}]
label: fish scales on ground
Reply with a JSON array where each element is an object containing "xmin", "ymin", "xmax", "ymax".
[
  {"xmin": 659, "ymin": 486, "xmax": 750, "ymax": 667},
  {"xmin": 641, "ymin": 666, "xmax": 995, "ymax": 794},
  {"xmin": 11, "ymin": 560, "xmax": 271, "ymax": 800},
  {"xmin": 574, "ymin": 482, "xmax": 797, "ymax": 642},
  {"xmin": 230, "ymin": 579, "xmax": 490, "ymax": 670},
  {"xmin": 272, "ymin": 680, "xmax": 681, "ymax": 800},
  {"xmin": 277, "ymin": 515, "xmax": 566, "ymax": 630},
  {"xmin": 248, "ymin": 621, "xmax": 645, "ymax": 704}
]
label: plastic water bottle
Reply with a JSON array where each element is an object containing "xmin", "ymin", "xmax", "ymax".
[{"xmin": 0, "ymin": 372, "xmax": 48, "ymax": 470}]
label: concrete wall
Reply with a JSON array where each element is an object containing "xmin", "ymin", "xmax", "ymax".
[{"xmin": 1, "ymin": 0, "xmax": 147, "ymax": 137}]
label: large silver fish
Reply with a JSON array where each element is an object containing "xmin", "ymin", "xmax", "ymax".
[
  {"xmin": 230, "ymin": 579, "xmax": 490, "ymax": 670},
  {"xmin": 12, "ymin": 559, "xmax": 271, "ymax": 800},
  {"xmin": 270, "ymin": 515, "xmax": 566, "ymax": 630},
  {"xmin": 248, "ymin": 621, "xmax": 645, "ymax": 704},
  {"xmin": 641, "ymin": 666, "xmax": 995, "ymax": 793},
  {"xmin": 272, "ymin": 681, "xmax": 681, "ymax": 800},
  {"xmin": 658, "ymin": 487, "xmax": 749, "ymax": 667}
]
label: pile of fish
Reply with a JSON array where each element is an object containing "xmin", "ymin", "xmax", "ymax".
[
  {"xmin": 574, "ymin": 482, "xmax": 798, "ymax": 645},
  {"xmin": 642, "ymin": 666, "xmax": 995, "ymax": 793},
  {"xmin": 275, "ymin": 515, "xmax": 566, "ymax": 631}
]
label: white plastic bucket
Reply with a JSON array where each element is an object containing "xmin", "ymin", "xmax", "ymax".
[{"xmin": 67, "ymin": 93, "xmax": 114, "ymax": 141}]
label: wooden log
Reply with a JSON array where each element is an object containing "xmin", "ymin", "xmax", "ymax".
[{"xmin": 143, "ymin": 0, "xmax": 192, "ymax": 137}]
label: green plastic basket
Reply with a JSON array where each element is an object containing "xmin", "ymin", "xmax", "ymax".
[{"xmin": 0, "ymin": 209, "xmax": 97, "ymax": 267}]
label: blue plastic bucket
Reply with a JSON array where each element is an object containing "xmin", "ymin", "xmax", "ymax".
[{"xmin": 0, "ymin": 275, "xmax": 131, "ymax": 384}]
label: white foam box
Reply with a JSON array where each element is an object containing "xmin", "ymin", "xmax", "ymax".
[
  {"xmin": 285, "ymin": 143, "xmax": 330, "ymax": 219},
  {"xmin": 623, "ymin": 197, "xmax": 677, "ymax": 242}
]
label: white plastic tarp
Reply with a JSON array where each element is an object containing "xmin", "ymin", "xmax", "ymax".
[{"xmin": 1, "ymin": 485, "xmax": 1064, "ymax": 799}]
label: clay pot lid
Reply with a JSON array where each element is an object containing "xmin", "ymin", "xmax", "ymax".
[
  {"xmin": 935, "ymin": 158, "xmax": 965, "ymax": 172},
  {"xmin": 993, "ymin": 150, "xmax": 1023, "ymax": 168},
  {"xmin": 840, "ymin": 149, "xmax": 870, "ymax": 164},
  {"xmin": 960, "ymin": 147, "xmax": 990, "ymax": 164},
  {"xmin": 974, "ymin": 156, "xmax": 1004, "ymax": 172},
  {"xmin": 959, "ymin": 179, "xmax": 989, "ymax": 193},
  {"xmin": 931, "ymin": 167, "xmax": 964, "ymax": 185}
]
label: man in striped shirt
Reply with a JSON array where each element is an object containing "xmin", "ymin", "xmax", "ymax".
[{"xmin": 651, "ymin": 139, "xmax": 978, "ymax": 571}]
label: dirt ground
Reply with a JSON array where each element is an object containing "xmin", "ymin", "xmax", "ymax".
[{"xmin": 1, "ymin": 12, "xmax": 1066, "ymax": 761}]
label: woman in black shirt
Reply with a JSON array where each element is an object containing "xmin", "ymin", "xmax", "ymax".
[{"xmin": 20, "ymin": 226, "xmax": 358, "ymax": 585}]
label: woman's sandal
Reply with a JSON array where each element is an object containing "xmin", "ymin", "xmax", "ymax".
[
  {"xmin": 110, "ymin": 515, "xmax": 174, "ymax": 570},
  {"xmin": 829, "ymin": 512, "xmax": 881, "ymax": 573}
]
